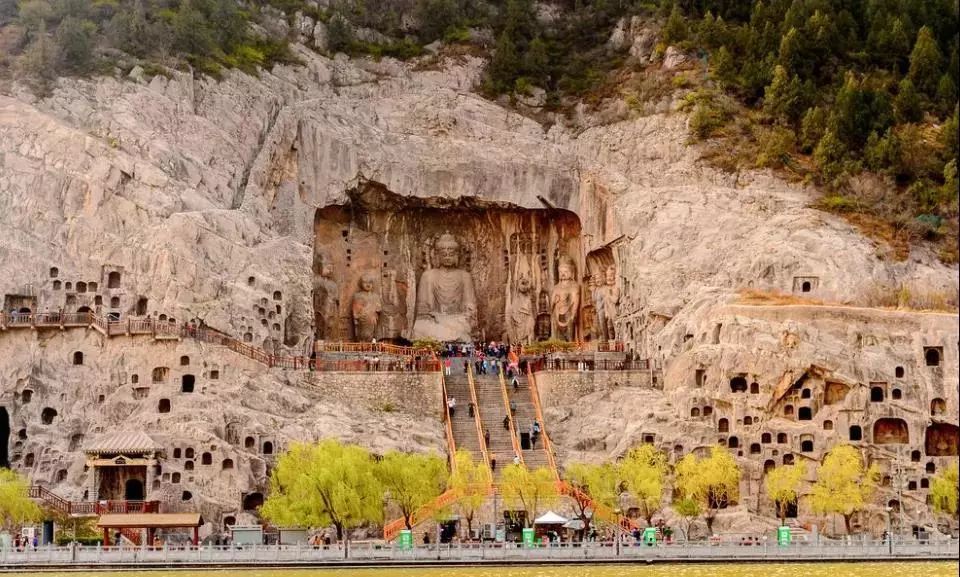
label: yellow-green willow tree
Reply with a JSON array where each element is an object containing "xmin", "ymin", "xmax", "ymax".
[
  {"xmin": 810, "ymin": 444, "xmax": 880, "ymax": 535},
  {"xmin": 0, "ymin": 469, "xmax": 42, "ymax": 532},
  {"xmin": 765, "ymin": 463, "xmax": 806, "ymax": 525},
  {"xmin": 500, "ymin": 464, "xmax": 558, "ymax": 528},
  {"xmin": 377, "ymin": 450, "xmax": 449, "ymax": 531},
  {"xmin": 674, "ymin": 446, "xmax": 740, "ymax": 535},
  {"xmin": 449, "ymin": 450, "xmax": 491, "ymax": 537},
  {"xmin": 261, "ymin": 440, "xmax": 383, "ymax": 542},
  {"xmin": 619, "ymin": 444, "xmax": 669, "ymax": 526}
]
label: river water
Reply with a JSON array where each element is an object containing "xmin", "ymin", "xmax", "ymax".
[{"xmin": 12, "ymin": 562, "xmax": 957, "ymax": 577}]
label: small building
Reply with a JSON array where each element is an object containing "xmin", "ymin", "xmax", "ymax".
[{"xmin": 84, "ymin": 431, "xmax": 162, "ymax": 502}]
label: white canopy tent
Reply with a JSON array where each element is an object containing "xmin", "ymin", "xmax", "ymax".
[{"xmin": 533, "ymin": 511, "xmax": 569, "ymax": 525}]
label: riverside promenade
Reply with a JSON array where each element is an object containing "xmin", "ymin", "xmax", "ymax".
[{"xmin": 1, "ymin": 539, "xmax": 957, "ymax": 570}]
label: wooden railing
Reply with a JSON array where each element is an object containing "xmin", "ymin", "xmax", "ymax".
[
  {"xmin": 28, "ymin": 486, "xmax": 159, "ymax": 517},
  {"xmin": 1, "ymin": 312, "xmax": 440, "ymax": 373},
  {"xmin": 526, "ymin": 366, "xmax": 558, "ymax": 479},
  {"xmin": 497, "ymin": 365, "xmax": 523, "ymax": 465},
  {"xmin": 466, "ymin": 362, "xmax": 490, "ymax": 470},
  {"xmin": 314, "ymin": 341, "xmax": 430, "ymax": 357},
  {"xmin": 383, "ymin": 487, "xmax": 462, "ymax": 542},
  {"xmin": 520, "ymin": 341, "xmax": 626, "ymax": 355},
  {"xmin": 527, "ymin": 357, "xmax": 652, "ymax": 372}
]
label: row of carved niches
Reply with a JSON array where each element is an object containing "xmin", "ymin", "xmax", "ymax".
[{"xmin": 312, "ymin": 184, "xmax": 629, "ymax": 344}]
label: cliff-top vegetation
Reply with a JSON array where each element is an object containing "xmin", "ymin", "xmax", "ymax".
[{"xmin": 0, "ymin": 1, "xmax": 956, "ymax": 261}]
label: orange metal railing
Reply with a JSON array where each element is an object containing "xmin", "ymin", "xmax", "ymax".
[
  {"xmin": 466, "ymin": 362, "xmax": 490, "ymax": 470},
  {"xmin": 497, "ymin": 365, "xmax": 523, "ymax": 465},
  {"xmin": 526, "ymin": 365, "xmax": 558, "ymax": 478}
]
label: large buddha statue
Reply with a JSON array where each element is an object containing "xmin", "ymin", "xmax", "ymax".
[{"xmin": 413, "ymin": 233, "xmax": 477, "ymax": 342}]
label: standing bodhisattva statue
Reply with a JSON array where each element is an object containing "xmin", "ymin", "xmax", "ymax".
[
  {"xmin": 413, "ymin": 233, "xmax": 477, "ymax": 342},
  {"xmin": 551, "ymin": 255, "xmax": 580, "ymax": 342}
]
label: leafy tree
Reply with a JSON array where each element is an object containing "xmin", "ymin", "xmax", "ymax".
[
  {"xmin": 414, "ymin": 0, "xmax": 463, "ymax": 44},
  {"xmin": 930, "ymin": 462, "xmax": 959, "ymax": 528},
  {"xmin": 0, "ymin": 469, "xmax": 42, "ymax": 532},
  {"xmin": 172, "ymin": 0, "xmax": 215, "ymax": 58},
  {"xmin": 619, "ymin": 444, "xmax": 668, "ymax": 527},
  {"xmin": 711, "ymin": 45, "xmax": 735, "ymax": 87},
  {"xmin": 377, "ymin": 450, "xmax": 448, "ymax": 531},
  {"xmin": 564, "ymin": 462, "xmax": 620, "ymax": 537},
  {"xmin": 449, "ymin": 450, "xmax": 490, "ymax": 538},
  {"xmin": 908, "ymin": 26, "xmax": 943, "ymax": 97},
  {"xmin": 814, "ymin": 127, "xmax": 848, "ymax": 180},
  {"xmin": 764, "ymin": 463, "xmax": 805, "ymax": 525},
  {"xmin": 764, "ymin": 64, "xmax": 807, "ymax": 125},
  {"xmin": 809, "ymin": 445, "xmax": 880, "ymax": 535},
  {"xmin": 55, "ymin": 16, "xmax": 96, "ymax": 73},
  {"xmin": 674, "ymin": 446, "xmax": 740, "ymax": 535},
  {"xmin": 893, "ymin": 78, "xmax": 923, "ymax": 124},
  {"xmin": 935, "ymin": 74, "xmax": 957, "ymax": 115},
  {"xmin": 19, "ymin": 19, "xmax": 57, "ymax": 91},
  {"xmin": 499, "ymin": 464, "xmax": 558, "ymax": 528},
  {"xmin": 17, "ymin": 0, "xmax": 53, "ymax": 35},
  {"xmin": 662, "ymin": 4, "xmax": 688, "ymax": 46},
  {"xmin": 486, "ymin": 30, "xmax": 519, "ymax": 94},
  {"xmin": 261, "ymin": 439, "xmax": 383, "ymax": 542},
  {"xmin": 943, "ymin": 104, "xmax": 959, "ymax": 159},
  {"xmin": 327, "ymin": 12, "xmax": 353, "ymax": 53},
  {"xmin": 673, "ymin": 496, "xmax": 701, "ymax": 541},
  {"xmin": 521, "ymin": 36, "xmax": 548, "ymax": 86},
  {"xmin": 800, "ymin": 106, "xmax": 827, "ymax": 153}
]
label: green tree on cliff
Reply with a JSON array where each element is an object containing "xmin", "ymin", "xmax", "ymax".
[{"xmin": 377, "ymin": 450, "xmax": 449, "ymax": 531}]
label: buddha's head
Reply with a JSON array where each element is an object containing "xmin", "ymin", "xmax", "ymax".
[
  {"xmin": 359, "ymin": 271, "xmax": 377, "ymax": 293},
  {"xmin": 605, "ymin": 265, "xmax": 616, "ymax": 286},
  {"xmin": 557, "ymin": 256, "xmax": 576, "ymax": 282},
  {"xmin": 517, "ymin": 275, "xmax": 532, "ymax": 294},
  {"xmin": 436, "ymin": 233, "xmax": 460, "ymax": 268}
]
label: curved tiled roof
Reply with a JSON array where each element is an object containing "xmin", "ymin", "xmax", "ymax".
[{"xmin": 83, "ymin": 431, "xmax": 161, "ymax": 455}]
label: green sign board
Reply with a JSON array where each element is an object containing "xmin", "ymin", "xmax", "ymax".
[
  {"xmin": 642, "ymin": 527, "xmax": 657, "ymax": 546},
  {"xmin": 398, "ymin": 530, "xmax": 413, "ymax": 550},
  {"xmin": 777, "ymin": 526, "xmax": 791, "ymax": 546},
  {"xmin": 522, "ymin": 528, "xmax": 535, "ymax": 548}
]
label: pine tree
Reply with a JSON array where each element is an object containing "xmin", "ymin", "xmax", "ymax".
[
  {"xmin": 935, "ymin": 74, "xmax": 957, "ymax": 116},
  {"xmin": 800, "ymin": 106, "xmax": 827, "ymax": 153},
  {"xmin": 908, "ymin": 26, "xmax": 943, "ymax": 96},
  {"xmin": 662, "ymin": 4, "xmax": 688, "ymax": 45},
  {"xmin": 894, "ymin": 78, "xmax": 923, "ymax": 123}
]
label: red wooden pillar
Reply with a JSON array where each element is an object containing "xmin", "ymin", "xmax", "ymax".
[
  {"xmin": 103, "ymin": 528, "xmax": 110, "ymax": 546},
  {"xmin": 192, "ymin": 526, "xmax": 199, "ymax": 546}
]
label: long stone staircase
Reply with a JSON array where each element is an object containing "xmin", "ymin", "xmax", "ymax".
[
  {"xmin": 505, "ymin": 369, "xmax": 550, "ymax": 470},
  {"xmin": 471, "ymin": 367, "xmax": 517, "ymax": 478},
  {"xmin": 443, "ymin": 359, "xmax": 484, "ymax": 461}
]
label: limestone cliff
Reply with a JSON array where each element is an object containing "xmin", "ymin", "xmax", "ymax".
[{"xmin": 0, "ymin": 45, "xmax": 957, "ymax": 535}]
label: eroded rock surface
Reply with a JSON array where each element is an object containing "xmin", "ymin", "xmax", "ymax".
[{"xmin": 1, "ymin": 46, "xmax": 957, "ymax": 536}]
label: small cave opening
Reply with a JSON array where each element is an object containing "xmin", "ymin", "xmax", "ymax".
[
  {"xmin": 690, "ymin": 407, "xmax": 700, "ymax": 417},
  {"xmin": 873, "ymin": 418, "xmax": 909, "ymax": 445},
  {"xmin": 72, "ymin": 351, "xmax": 84, "ymax": 365},
  {"xmin": 107, "ymin": 271, "xmax": 121, "ymax": 289},
  {"xmin": 181, "ymin": 375, "xmax": 195, "ymax": 393},
  {"xmin": 244, "ymin": 436, "xmax": 256, "ymax": 450},
  {"xmin": 718, "ymin": 418, "xmax": 729, "ymax": 433},
  {"xmin": 730, "ymin": 376, "xmax": 748, "ymax": 393},
  {"xmin": 870, "ymin": 387, "xmax": 884, "ymax": 402},
  {"xmin": 761, "ymin": 433, "xmax": 772, "ymax": 444},
  {"xmin": 931, "ymin": 398, "xmax": 946, "ymax": 416},
  {"xmin": 777, "ymin": 432, "xmax": 788, "ymax": 444},
  {"xmin": 41, "ymin": 407, "xmax": 57, "ymax": 425},
  {"xmin": 849, "ymin": 425, "xmax": 863, "ymax": 441},
  {"xmin": 242, "ymin": 492, "xmax": 264, "ymax": 511},
  {"xmin": 924, "ymin": 347, "xmax": 942, "ymax": 367},
  {"xmin": 222, "ymin": 458, "xmax": 234, "ymax": 470},
  {"xmin": 925, "ymin": 423, "xmax": 959, "ymax": 456}
]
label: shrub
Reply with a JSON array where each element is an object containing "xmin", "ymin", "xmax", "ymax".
[{"xmin": 755, "ymin": 126, "xmax": 796, "ymax": 169}]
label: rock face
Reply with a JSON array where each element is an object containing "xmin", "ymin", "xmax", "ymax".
[{"xmin": 0, "ymin": 45, "xmax": 957, "ymax": 536}]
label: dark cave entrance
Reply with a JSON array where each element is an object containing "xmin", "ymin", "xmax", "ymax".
[{"xmin": 0, "ymin": 407, "xmax": 9, "ymax": 468}]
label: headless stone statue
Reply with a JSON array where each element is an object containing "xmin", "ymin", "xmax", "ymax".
[
  {"xmin": 351, "ymin": 271, "xmax": 382, "ymax": 341},
  {"xmin": 508, "ymin": 275, "xmax": 535, "ymax": 344},
  {"xmin": 413, "ymin": 233, "xmax": 477, "ymax": 342},
  {"xmin": 551, "ymin": 256, "xmax": 580, "ymax": 342},
  {"xmin": 313, "ymin": 252, "xmax": 339, "ymax": 340}
]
